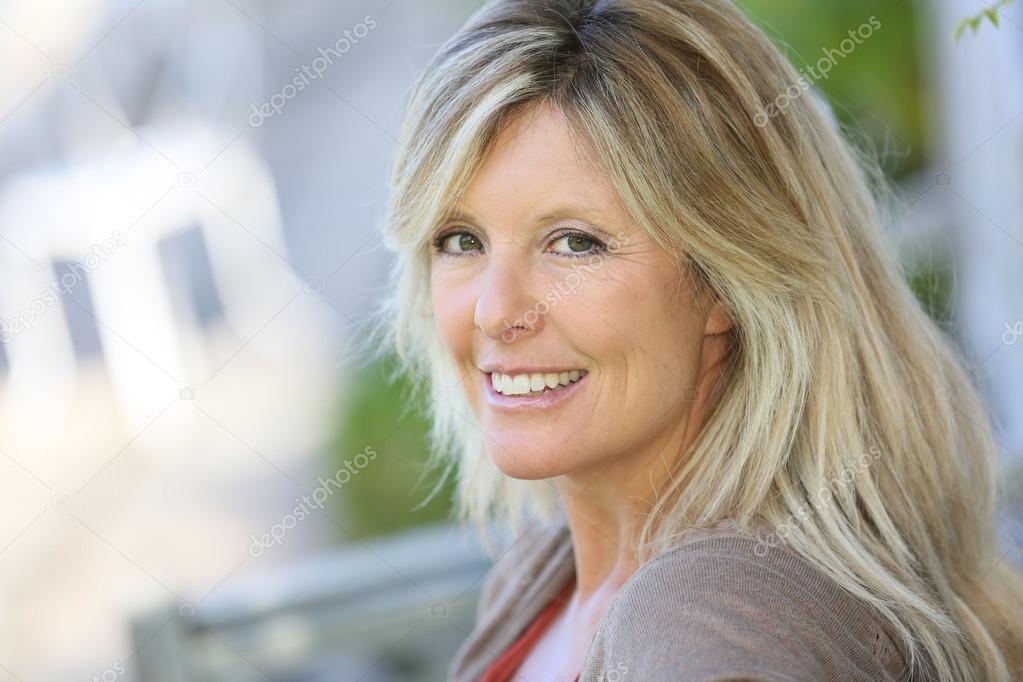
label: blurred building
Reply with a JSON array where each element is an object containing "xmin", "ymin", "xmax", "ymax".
[{"xmin": 0, "ymin": 0, "xmax": 473, "ymax": 678}]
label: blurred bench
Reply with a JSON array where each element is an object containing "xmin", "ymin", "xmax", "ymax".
[{"xmin": 130, "ymin": 522, "xmax": 493, "ymax": 682}]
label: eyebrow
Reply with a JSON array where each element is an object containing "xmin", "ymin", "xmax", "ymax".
[
  {"xmin": 443, "ymin": 204, "xmax": 608, "ymax": 226},
  {"xmin": 442, "ymin": 206, "xmax": 480, "ymax": 224}
]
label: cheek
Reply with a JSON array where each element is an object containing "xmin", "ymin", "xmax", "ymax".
[
  {"xmin": 634, "ymin": 297, "xmax": 706, "ymax": 403},
  {"xmin": 590, "ymin": 267, "xmax": 705, "ymax": 394},
  {"xmin": 430, "ymin": 271, "xmax": 476, "ymax": 357}
]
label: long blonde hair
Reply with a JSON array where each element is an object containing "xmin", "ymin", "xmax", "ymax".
[{"xmin": 375, "ymin": 0, "xmax": 1023, "ymax": 678}]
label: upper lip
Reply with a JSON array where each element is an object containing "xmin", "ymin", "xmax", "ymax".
[{"xmin": 478, "ymin": 363, "xmax": 586, "ymax": 375}]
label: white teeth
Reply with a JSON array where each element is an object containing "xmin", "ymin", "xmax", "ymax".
[
  {"xmin": 489, "ymin": 369, "xmax": 587, "ymax": 396},
  {"xmin": 512, "ymin": 374, "xmax": 531, "ymax": 394}
]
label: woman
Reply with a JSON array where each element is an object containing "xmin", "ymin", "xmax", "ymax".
[{"xmin": 374, "ymin": 0, "xmax": 1023, "ymax": 679}]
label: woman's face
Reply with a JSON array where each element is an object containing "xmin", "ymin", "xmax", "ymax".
[{"xmin": 429, "ymin": 103, "xmax": 730, "ymax": 482}]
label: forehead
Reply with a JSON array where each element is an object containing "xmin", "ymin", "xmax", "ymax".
[{"xmin": 455, "ymin": 103, "xmax": 624, "ymax": 225}]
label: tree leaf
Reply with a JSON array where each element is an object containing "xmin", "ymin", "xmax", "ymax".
[{"xmin": 955, "ymin": 0, "xmax": 1016, "ymax": 39}]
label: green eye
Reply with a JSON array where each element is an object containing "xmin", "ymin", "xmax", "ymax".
[
  {"xmin": 437, "ymin": 232, "xmax": 483, "ymax": 254},
  {"xmin": 550, "ymin": 232, "xmax": 602, "ymax": 256},
  {"xmin": 566, "ymin": 234, "xmax": 594, "ymax": 252}
]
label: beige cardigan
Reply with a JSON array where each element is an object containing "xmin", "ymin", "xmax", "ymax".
[{"xmin": 448, "ymin": 513, "xmax": 910, "ymax": 681}]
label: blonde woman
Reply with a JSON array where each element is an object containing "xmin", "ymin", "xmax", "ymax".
[{"xmin": 374, "ymin": 0, "xmax": 1023, "ymax": 679}]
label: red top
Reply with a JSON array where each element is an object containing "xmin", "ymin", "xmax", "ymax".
[{"xmin": 479, "ymin": 575, "xmax": 580, "ymax": 682}]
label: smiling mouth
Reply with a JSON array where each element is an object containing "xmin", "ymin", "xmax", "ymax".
[{"xmin": 488, "ymin": 370, "xmax": 588, "ymax": 397}]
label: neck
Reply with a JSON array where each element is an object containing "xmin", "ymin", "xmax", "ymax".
[
  {"xmin": 555, "ymin": 336, "xmax": 730, "ymax": 604},
  {"xmin": 555, "ymin": 447, "xmax": 665, "ymax": 602}
]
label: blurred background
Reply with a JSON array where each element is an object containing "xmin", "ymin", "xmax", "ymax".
[{"xmin": 0, "ymin": 0, "xmax": 1020, "ymax": 680}]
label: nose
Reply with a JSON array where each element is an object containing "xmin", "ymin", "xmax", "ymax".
[{"xmin": 473, "ymin": 253, "xmax": 544, "ymax": 343}]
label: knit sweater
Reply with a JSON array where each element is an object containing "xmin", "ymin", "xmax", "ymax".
[{"xmin": 448, "ymin": 513, "xmax": 910, "ymax": 681}]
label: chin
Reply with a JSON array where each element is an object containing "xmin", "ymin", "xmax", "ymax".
[{"xmin": 485, "ymin": 442, "xmax": 569, "ymax": 480}]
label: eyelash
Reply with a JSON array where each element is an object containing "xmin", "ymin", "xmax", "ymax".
[{"xmin": 430, "ymin": 229, "xmax": 608, "ymax": 259}]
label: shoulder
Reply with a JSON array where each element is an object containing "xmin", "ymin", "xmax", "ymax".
[
  {"xmin": 449, "ymin": 515, "xmax": 574, "ymax": 681},
  {"xmin": 582, "ymin": 526, "xmax": 908, "ymax": 682},
  {"xmin": 474, "ymin": 515, "xmax": 573, "ymax": 617}
]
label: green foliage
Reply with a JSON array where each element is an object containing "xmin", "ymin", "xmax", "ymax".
[
  {"xmin": 905, "ymin": 258, "xmax": 955, "ymax": 327},
  {"xmin": 956, "ymin": 0, "xmax": 1015, "ymax": 40},
  {"xmin": 735, "ymin": 1, "xmax": 954, "ymax": 323},
  {"xmin": 328, "ymin": 353, "xmax": 455, "ymax": 540},
  {"xmin": 737, "ymin": 0, "xmax": 924, "ymax": 179}
]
